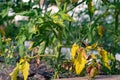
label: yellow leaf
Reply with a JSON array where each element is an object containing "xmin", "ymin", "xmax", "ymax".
[
  {"xmin": 91, "ymin": 54, "xmax": 97, "ymax": 59},
  {"xmin": 104, "ymin": 63, "xmax": 111, "ymax": 70},
  {"xmin": 9, "ymin": 63, "xmax": 19, "ymax": 80},
  {"xmin": 28, "ymin": 41, "xmax": 34, "ymax": 50},
  {"xmin": 74, "ymin": 48, "xmax": 87, "ymax": 74},
  {"xmin": 20, "ymin": 59, "xmax": 25, "ymax": 64},
  {"xmin": 98, "ymin": 48, "xmax": 111, "ymax": 70},
  {"xmin": 21, "ymin": 61, "xmax": 30, "ymax": 80},
  {"xmin": 71, "ymin": 43, "xmax": 79, "ymax": 59},
  {"xmin": 75, "ymin": 58, "xmax": 86, "ymax": 74},
  {"xmin": 86, "ymin": 42, "xmax": 98, "ymax": 50},
  {"xmin": 97, "ymin": 25, "xmax": 104, "ymax": 37}
]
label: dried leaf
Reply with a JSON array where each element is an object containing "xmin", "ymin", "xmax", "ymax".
[{"xmin": 89, "ymin": 67, "xmax": 97, "ymax": 78}]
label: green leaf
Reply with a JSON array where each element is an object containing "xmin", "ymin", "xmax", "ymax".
[
  {"xmin": 17, "ymin": 35, "xmax": 26, "ymax": 57},
  {"xmin": 38, "ymin": 41, "xmax": 46, "ymax": 54},
  {"xmin": 19, "ymin": 45, "xmax": 24, "ymax": 58},
  {"xmin": 29, "ymin": 25, "xmax": 38, "ymax": 34},
  {"xmin": 59, "ymin": 12, "xmax": 74, "ymax": 21},
  {"xmin": 17, "ymin": 35, "xmax": 26, "ymax": 45},
  {"xmin": 1, "ymin": 7, "xmax": 9, "ymax": 18}
]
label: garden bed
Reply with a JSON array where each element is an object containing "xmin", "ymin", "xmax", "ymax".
[
  {"xmin": 57, "ymin": 75, "xmax": 120, "ymax": 80},
  {"xmin": 0, "ymin": 62, "xmax": 120, "ymax": 80}
]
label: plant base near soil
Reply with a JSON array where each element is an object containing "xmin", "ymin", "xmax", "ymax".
[{"xmin": 0, "ymin": 62, "xmax": 120, "ymax": 80}]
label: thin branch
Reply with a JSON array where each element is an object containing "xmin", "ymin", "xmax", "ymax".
[{"xmin": 66, "ymin": 0, "xmax": 85, "ymax": 13}]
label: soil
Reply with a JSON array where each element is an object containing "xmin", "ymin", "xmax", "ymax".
[
  {"xmin": 0, "ymin": 60, "xmax": 53, "ymax": 80},
  {"xmin": 0, "ymin": 61, "xmax": 120, "ymax": 80}
]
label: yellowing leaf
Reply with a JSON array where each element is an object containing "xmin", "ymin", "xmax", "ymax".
[
  {"xmin": 88, "ymin": 1, "xmax": 94, "ymax": 14},
  {"xmin": 29, "ymin": 26, "xmax": 38, "ymax": 34},
  {"xmin": 74, "ymin": 48, "xmax": 87, "ymax": 74},
  {"xmin": 20, "ymin": 59, "xmax": 25, "ymax": 64},
  {"xmin": 86, "ymin": 42, "xmax": 98, "ymax": 50},
  {"xmin": 10, "ymin": 58, "xmax": 30, "ymax": 80},
  {"xmin": 75, "ymin": 58, "xmax": 86, "ymax": 74},
  {"xmin": 104, "ymin": 63, "xmax": 111, "ymax": 70},
  {"xmin": 71, "ymin": 43, "xmax": 79, "ymax": 59},
  {"xmin": 28, "ymin": 41, "xmax": 34, "ymax": 50},
  {"xmin": 0, "ymin": 26, "xmax": 5, "ymax": 35},
  {"xmin": 91, "ymin": 54, "xmax": 97, "ymax": 59},
  {"xmin": 71, "ymin": 0, "xmax": 78, "ymax": 3},
  {"xmin": 97, "ymin": 25, "xmax": 104, "ymax": 37},
  {"xmin": 21, "ymin": 61, "xmax": 30, "ymax": 80},
  {"xmin": 98, "ymin": 48, "xmax": 111, "ymax": 70},
  {"xmin": 9, "ymin": 63, "xmax": 19, "ymax": 80}
]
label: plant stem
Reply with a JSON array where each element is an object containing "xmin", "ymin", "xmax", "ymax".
[
  {"xmin": 114, "ymin": 7, "xmax": 119, "ymax": 50},
  {"xmin": 66, "ymin": 0, "xmax": 85, "ymax": 13},
  {"xmin": 0, "ymin": 33, "xmax": 3, "ymax": 54},
  {"xmin": 28, "ymin": 54, "xmax": 56, "ymax": 59}
]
